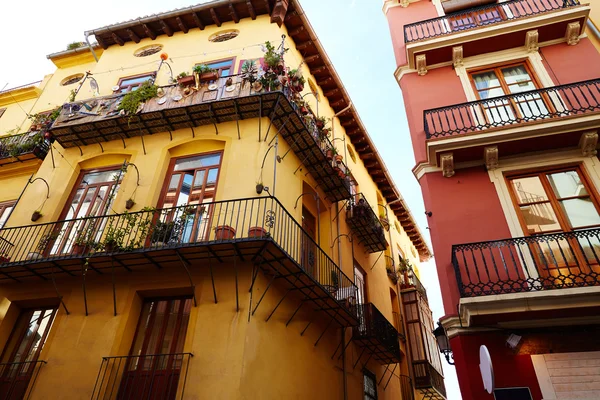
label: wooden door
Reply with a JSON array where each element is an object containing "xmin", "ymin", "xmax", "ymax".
[
  {"xmin": 0, "ymin": 307, "xmax": 57, "ymax": 400},
  {"xmin": 118, "ymin": 297, "xmax": 192, "ymax": 400},
  {"xmin": 301, "ymin": 207, "xmax": 317, "ymax": 277}
]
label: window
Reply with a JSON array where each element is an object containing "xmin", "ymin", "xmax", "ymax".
[
  {"xmin": 60, "ymin": 74, "xmax": 84, "ymax": 86},
  {"xmin": 0, "ymin": 200, "xmax": 15, "ymax": 228},
  {"xmin": 50, "ymin": 167, "xmax": 123, "ymax": 255},
  {"xmin": 363, "ymin": 369, "xmax": 378, "ymax": 400},
  {"xmin": 0, "ymin": 306, "xmax": 57, "ymax": 398},
  {"xmin": 134, "ymin": 44, "xmax": 163, "ymax": 57},
  {"xmin": 354, "ymin": 262, "xmax": 367, "ymax": 305},
  {"xmin": 159, "ymin": 152, "xmax": 222, "ymax": 243},
  {"xmin": 115, "ymin": 73, "xmax": 155, "ymax": 93},
  {"xmin": 197, "ymin": 59, "xmax": 234, "ymax": 78},
  {"xmin": 469, "ymin": 62, "xmax": 548, "ymax": 122},
  {"xmin": 120, "ymin": 297, "xmax": 192, "ymax": 399},
  {"xmin": 209, "ymin": 30, "xmax": 239, "ymax": 43}
]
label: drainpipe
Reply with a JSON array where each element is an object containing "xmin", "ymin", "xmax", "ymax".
[
  {"xmin": 342, "ymin": 327, "xmax": 348, "ymax": 400},
  {"xmin": 588, "ymin": 19, "xmax": 600, "ymax": 41},
  {"xmin": 84, "ymin": 33, "xmax": 99, "ymax": 62}
]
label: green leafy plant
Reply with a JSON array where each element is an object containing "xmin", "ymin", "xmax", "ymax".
[
  {"xmin": 241, "ymin": 60, "xmax": 258, "ymax": 87},
  {"xmin": 193, "ymin": 64, "xmax": 215, "ymax": 75},
  {"xmin": 263, "ymin": 41, "xmax": 288, "ymax": 70},
  {"xmin": 117, "ymin": 81, "xmax": 158, "ymax": 117},
  {"xmin": 102, "ymin": 209, "xmax": 155, "ymax": 252},
  {"xmin": 67, "ymin": 42, "xmax": 85, "ymax": 50},
  {"xmin": 37, "ymin": 230, "xmax": 60, "ymax": 252},
  {"xmin": 330, "ymin": 270, "xmax": 340, "ymax": 289},
  {"xmin": 177, "ymin": 71, "xmax": 189, "ymax": 79}
]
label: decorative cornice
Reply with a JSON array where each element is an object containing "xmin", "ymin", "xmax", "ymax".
[
  {"xmin": 580, "ymin": 131, "xmax": 598, "ymax": 157},
  {"xmin": 452, "ymin": 46, "xmax": 463, "ymax": 68},
  {"xmin": 441, "ymin": 153, "xmax": 455, "ymax": 177},
  {"xmin": 566, "ymin": 21, "xmax": 581, "ymax": 45},
  {"xmin": 484, "ymin": 146, "xmax": 499, "ymax": 170},
  {"xmin": 416, "ymin": 54, "xmax": 427, "ymax": 76},
  {"xmin": 525, "ymin": 30, "xmax": 539, "ymax": 52}
]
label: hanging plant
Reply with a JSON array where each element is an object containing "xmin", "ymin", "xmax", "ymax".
[
  {"xmin": 117, "ymin": 81, "xmax": 158, "ymax": 117},
  {"xmin": 31, "ymin": 210, "xmax": 43, "ymax": 222}
]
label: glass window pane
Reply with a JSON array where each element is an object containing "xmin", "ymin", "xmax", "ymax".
[
  {"xmin": 547, "ymin": 171, "xmax": 588, "ymax": 198},
  {"xmin": 559, "ymin": 198, "xmax": 600, "ymax": 228},
  {"xmin": 82, "ymin": 170, "xmax": 121, "ymax": 185},
  {"xmin": 177, "ymin": 173, "xmax": 194, "ymax": 206},
  {"xmin": 500, "ymin": 65, "xmax": 532, "ymax": 85},
  {"xmin": 511, "ymin": 177, "xmax": 548, "ymax": 203},
  {"xmin": 174, "ymin": 154, "xmax": 221, "ymax": 171},
  {"xmin": 0, "ymin": 206, "xmax": 13, "ymax": 228},
  {"xmin": 192, "ymin": 171, "xmax": 206, "ymax": 190},
  {"xmin": 207, "ymin": 169, "xmax": 219, "ymax": 187},
  {"xmin": 478, "ymin": 87, "xmax": 506, "ymax": 99},
  {"xmin": 519, "ymin": 203, "xmax": 561, "ymax": 233},
  {"xmin": 507, "ymin": 80, "xmax": 536, "ymax": 94},
  {"xmin": 120, "ymin": 75, "xmax": 152, "ymax": 86},
  {"xmin": 207, "ymin": 61, "xmax": 233, "ymax": 69}
]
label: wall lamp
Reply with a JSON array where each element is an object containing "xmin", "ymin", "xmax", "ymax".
[{"xmin": 433, "ymin": 321, "xmax": 455, "ymax": 365}]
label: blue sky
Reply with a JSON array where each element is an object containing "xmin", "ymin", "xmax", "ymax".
[{"xmin": 0, "ymin": 0, "xmax": 461, "ymax": 397}]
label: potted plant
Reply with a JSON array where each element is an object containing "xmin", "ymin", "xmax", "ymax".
[
  {"xmin": 28, "ymin": 230, "xmax": 60, "ymax": 259},
  {"xmin": 379, "ymin": 212, "xmax": 390, "ymax": 231},
  {"xmin": 214, "ymin": 225, "xmax": 236, "ymax": 240},
  {"xmin": 326, "ymin": 146, "xmax": 336, "ymax": 161},
  {"xmin": 316, "ymin": 116, "xmax": 328, "ymax": 130},
  {"xmin": 248, "ymin": 226, "xmax": 268, "ymax": 238},
  {"xmin": 241, "ymin": 60, "xmax": 258, "ymax": 88},
  {"xmin": 325, "ymin": 270, "xmax": 340, "ymax": 294},
  {"xmin": 0, "ymin": 253, "xmax": 10, "ymax": 263},
  {"xmin": 177, "ymin": 72, "xmax": 195, "ymax": 88},
  {"xmin": 151, "ymin": 220, "xmax": 175, "ymax": 246},
  {"xmin": 103, "ymin": 224, "xmax": 125, "ymax": 252},
  {"xmin": 193, "ymin": 64, "xmax": 219, "ymax": 83},
  {"xmin": 72, "ymin": 224, "xmax": 97, "ymax": 255},
  {"xmin": 387, "ymin": 265, "xmax": 399, "ymax": 284},
  {"xmin": 31, "ymin": 210, "xmax": 43, "ymax": 222},
  {"xmin": 334, "ymin": 153, "xmax": 343, "ymax": 164},
  {"xmin": 256, "ymin": 180, "xmax": 264, "ymax": 195},
  {"xmin": 125, "ymin": 198, "xmax": 135, "ymax": 210}
]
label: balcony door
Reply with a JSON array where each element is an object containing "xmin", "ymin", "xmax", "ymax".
[
  {"xmin": 158, "ymin": 152, "xmax": 222, "ymax": 244},
  {"xmin": 50, "ymin": 168, "xmax": 122, "ymax": 255},
  {"xmin": 301, "ymin": 207, "xmax": 317, "ymax": 277},
  {"xmin": 507, "ymin": 166, "xmax": 600, "ymax": 280},
  {"xmin": 0, "ymin": 307, "xmax": 57, "ymax": 400},
  {"xmin": 119, "ymin": 297, "xmax": 193, "ymax": 400},
  {"xmin": 470, "ymin": 62, "xmax": 549, "ymax": 125}
]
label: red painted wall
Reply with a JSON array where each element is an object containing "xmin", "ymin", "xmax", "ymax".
[
  {"xmin": 451, "ymin": 333, "xmax": 543, "ymax": 400},
  {"xmin": 419, "ymin": 167, "xmax": 512, "ymax": 314},
  {"xmin": 400, "ymin": 66, "xmax": 467, "ymax": 163},
  {"xmin": 540, "ymin": 38, "xmax": 600, "ymax": 85},
  {"xmin": 385, "ymin": 1, "xmax": 438, "ymax": 67}
]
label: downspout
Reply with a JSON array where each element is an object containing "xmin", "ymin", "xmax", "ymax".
[
  {"xmin": 84, "ymin": 33, "xmax": 99, "ymax": 62},
  {"xmin": 588, "ymin": 19, "xmax": 600, "ymax": 42}
]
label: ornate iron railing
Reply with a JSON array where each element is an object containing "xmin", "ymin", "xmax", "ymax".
[
  {"xmin": 91, "ymin": 353, "xmax": 192, "ymax": 400},
  {"xmin": 353, "ymin": 303, "xmax": 402, "ymax": 364},
  {"xmin": 345, "ymin": 193, "xmax": 388, "ymax": 253},
  {"xmin": 0, "ymin": 360, "xmax": 46, "ymax": 400},
  {"xmin": 413, "ymin": 361, "xmax": 446, "ymax": 398},
  {"xmin": 0, "ymin": 131, "xmax": 49, "ymax": 165},
  {"xmin": 424, "ymin": 78, "xmax": 600, "ymax": 138},
  {"xmin": 400, "ymin": 267, "xmax": 428, "ymax": 302},
  {"xmin": 404, "ymin": 0, "xmax": 581, "ymax": 43},
  {"xmin": 453, "ymin": 229, "xmax": 600, "ymax": 297},
  {"xmin": 0, "ymin": 196, "xmax": 357, "ymax": 307},
  {"xmin": 400, "ymin": 374, "xmax": 415, "ymax": 400}
]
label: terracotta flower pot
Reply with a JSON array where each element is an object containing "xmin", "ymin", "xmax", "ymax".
[
  {"xmin": 326, "ymin": 149, "xmax": 334, "ymax": 160},
  {"xmin": 256, "ymin": 183, "xmax": 264, "ymax": 194},
  {"xmin": 248, "ymin": 226, "xmax": 268, "ymax": 238},
  {"xmin": 337, "ymin": 169, "xmax": 346, "ymax": 179},
  {"xmin": 31, "ymin": 211, "xmax": 42, "ymax": 222},
  {"xmin": 215, "ymin": 225, "xmax": 236, "ymax": 240},
  {"xmin": 316, "ymin": 120, "xmax": 324, "ymax": 129},
  {"xmin": 125, "ymin": 199, "xmax": 135, "ymax": 210},
  {"xmin": 335, "ymin": 154, "xmax": 343, "ymax": 164},
  {"xmin": 177, "ymin": 75, "xmax": 195, "ymax": 88},
  {"xmin": 0, "ymin": 256, "xmax": 10, "ymax": 263},
  {"xmin": 200, "ymin": 71, "xmax": 219, "ymax": 82},
  {"xmin": 72, "ymin": 244, "xmax": 88, "ymax": 255},
  {"xmin": 300, "ymin": 106, "xmax": 309, "ymax": 115}
]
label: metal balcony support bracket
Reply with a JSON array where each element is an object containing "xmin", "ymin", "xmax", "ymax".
[
  {"xmin": 95, "ymin": 138, "xmax": 104, "ymax": 153},
  {"xmin": 75, "ymin": 143, "xmax": 83, "ymax": 157},
  {"xmin": 168, "ymin": 130, "xmax": 173, "ymax": 141},
  {"xmin": 383, "ymin": 363, "xmax": 398, "ymax": 390},
  {"xmin": 175, "ymin": 250, "xmax": 197, "ymax": 307},
  {"xmin": 267, "ymin": 111, "xmax": 294, "ymax": 148},
  {"xmin": 333, "ymin": 332, "xmax": 353, "ymax": 360},
  {"xmin": 251, "ymin": 273, "xmax": 279, "ymax": 317},
  {"xmin": 209, "ymin": 104, "xmax": 219, "ymax": 135},
  {"xmin": 234, "ymin": 100, "xmax": 241, "ymax": 140},
  {"xmin": 140, "ymin": 135, "xmax": 147, "ymax": 155},
  {"xmin": 332, "ymin": 199, "xmax": 350, "ymax": 222},
  {"xmin": 265, "ymin": 275, "xmax": 301, "ymax": 322},
  {"xmin": 191, "ymin": 126, "xmax": 195, "ymax": 138},
  {"xmin": 209, "ymin": 254, "xmax": 218, "ymax": 304},
  {"xmin": 111, "ymin": 255, "xmax": 132, "ymax": 272},
  {"xmin": 51, "ymin": 265, "xmax": 70, "ymax": 315},
  {"xmin": 370, "ymin": 251, "xmax": 384, "ymax": 271},
  {"xmin": 285, "ymin": 298, "xmax": 306, "ymax": 326},
  {"xmin": 82, "ymin": 259, "xmax": 89, "ymax": 316},
  {"xmin": 300, "ymin": 319, "xmax": 313, "ymax": 336},
  {"xmin": 379, "ymin": 364, "xmax": 390, "ymax": 386},
  {"xmin": 111, "ymin": 259, "xmax": 117, "ymax": 316},
  {"xmin": 49, "ymin": 144, "xmax": 56, "ymax": 169},
  {"xmin": 353, "ymin": 347, "xmax": 367, "ymax": 370},
  {"xmin": 258, "ymin": 96, "xmax": 263, "ymax": 142},
  {"xmin": 264, "ymin": 95, "xmax": 281, "ymax": 143},
  {"xmin": 118, "ymin": 134, "xmax": 126, "ymax": 149},
  {"xmin": 361, "ymin": 352, "xmax": 374, "ymax": 370},
  {"xmin": 314, "ymin": 315, "xmax": 337, "ymax": 347}
]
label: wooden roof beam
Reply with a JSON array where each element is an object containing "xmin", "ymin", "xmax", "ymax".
[
  {"xmin": 126, "ymin": 29, "xmax": 140, "ymax": 43},
  {"xmin": 192, "ymin": 12, "xmax": 205, "ymax": 30},
  {"xmin": 159, "ymin": 20, "xmax": 173, "ymax": 37},
  {"xmin": 97, "ymin": 36, "xmax": 109, "ymax": 50},
  {"xmin": 304, "ymin": 54, "xmax": 320, "ymax": 63},
  {"xmin": 288, "ymin": 26, "xmax": 305, "ymax": 37},
  {"xmin": 229, "ymin": 4, "xmax": 240, "ymax": 23},
  {"xmin": 285, "ymin": 10, "xmax": 298, "ymax": 21},
  {"xmin": 247, "ymin": 0, "xmax": 256, "ymax": 19},
  {"xmin": 176, "ymin": 17, "xmax": 189, "ymax": 34},
  {"xmin": 264, "ymin": 0, "xmax": 271, "ymax": 13},
  {"xmin": 296, "ymin": 40, "xmax": 313, "ymax": 51},
  {"xmin": 331, "ymin": 99, "xmax": 347, "ymax": 108},
  {"xmin": 319, "ymin": 77, "xmax": 333, "ymax": 86},
  {"xmin": 142, "ymin": 23, "xmax": 157, "ymax": 40},
  {"xmin": 111, "ymin": 32, "xmax": 125, "ymax": 46},
  {"xmin": 210, "ymin": 8, "xmax": 222, "ymax": 27},
  {"xmin": 324, "ymin": 88, "xmax": 341, "ymax": 98}
]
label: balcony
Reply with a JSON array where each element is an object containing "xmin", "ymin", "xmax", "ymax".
[
  {"xmin": 0, "ymin": 360, "xmax": 46, "ymax": 400},
  {"xmin": 453, "ymin": 229, "xmax": 600, "ymax": 297},
  {"xmin": 49, "ymin": 75, "xmax": 352, "ymax": 202},
  {"xmin": 403, "ymin": 0, "xmax": 588, "ymax": 68},
  {"xmin": 345, "ymin": 194, "xmax": 388, "ymax": 253},
  {"xmin": 0, "ymin": 196, "xmax": 358, "ymax": 327},
  {"xmin": 352, "ymin": 303, "xmax": 402, "ymax": 364},
  {"xmin": 0, "ymin": 131, "xmax": 50, "ymax": 167},
  {"xmin": 423, "ymin": 79, "xmax": 600, "ymax": 165},
  {"xmin": 400, "ymin": 374, "xmax": 415, "ymax": 400},
  {"xmin": 413, "ymin": 361, "xmax": 447, "ymax": 400},
  {"xmin": 400, "ymin": 267, "xmax": 428, "ymax": 303},
  {"xmin": 91, "ymin": 353, "xmax": 192, "ymax": 399}
]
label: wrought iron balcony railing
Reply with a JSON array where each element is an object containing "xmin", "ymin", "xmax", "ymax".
[
  {"xmin": 0, "ymin": 196, "xmax": 358, "ymax": 325},
  {"xmin": 352, "ymin": 303, "xmax": 402, "ymax": 364},
  {"xmin": 0, "ymin": 360, "xmax": 46, "ymax": 400},
  {"xmin": 424, "ymin": 78, "xmax": 600, "ymax": 139},
  {"xmin": 453, "ymin": 229, "xmax": 600, "ymax": 297},
  {"xmin": 404, "ymin": 0, "xmax": 581, "ymax": 43},
  {"xmin": 91, "ymin": 353, "xmax": 192, "ymax": 400},
  {"xmin": 50, "ymin": 75, "xmax": 352, "ymax": 202},
  {"xmin": 0, "ymin": 131, "xmax": 49, "ymax": 167},
  {"xmin": 345, "ymin": 194, "xmax": 388, "ymax": 253},
  {"xmin": 400, "ymin": 267, "xmax": 428, "ymax": 302},
  {"xmin": 413, "ymin": 361, "xmax": 446, "ymax": 399}
]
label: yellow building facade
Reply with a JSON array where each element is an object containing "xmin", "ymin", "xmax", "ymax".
[{"xmin": 0, "ymin": 1, "xmax": 443, "ymax": 399}]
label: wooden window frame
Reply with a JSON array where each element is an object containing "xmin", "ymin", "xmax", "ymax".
[
  {"xmin": 363, "ymin": 369, "xmax": 378, "ymax": 400},
  {"xmin": 354, "ymin": 261, "xmax": 368, "ymax": 304},
  {"xmin": 115, "ymin": 72, "xmax": 156, "ymax": 93},
  {"xmin": 468, "ymin": 60, "xmax": 543, "ymax": 99},
  {"xmin": 505, "ymin": 163, "xmax": 600, "ymax": 235},
  {"xmin": 0, "ymin": 200, "xmax": 16, "ymax": 229},
  {"xmin": 0, "ymin": 108, "xmax": 6, "ymax": 119},
  {"xmin": 196, "ymin": 57, "xmax": 236, "ymax": 78}
]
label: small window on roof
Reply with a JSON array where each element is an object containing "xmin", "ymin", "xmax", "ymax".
[
  {"xmin": 209, "ymin": 30, "xmax": 239, "ymax": 43},
  {"xmin": 61, "ymin": 74, "xmax": 84, "ymax": 86},
  {"xmin": 134, "ymin": 44, "xmax": 164, "ymax": 57}
]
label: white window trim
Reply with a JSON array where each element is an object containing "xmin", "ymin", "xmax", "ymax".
[
  {"xmin": 487, "ymin": 151, "xmax": 600, "ymax": 239},
  {"xmin": 454, "ymin": 48, "xmax": 555, "ymax": 102}
]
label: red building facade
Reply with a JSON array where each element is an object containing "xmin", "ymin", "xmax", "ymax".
[{"xmin": 384, "ymin": 0, "xmax": 600, "ymax": 398}]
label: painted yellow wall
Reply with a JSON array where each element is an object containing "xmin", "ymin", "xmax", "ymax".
[
  {"xmin": 589, "ymin": 0, "xmax": 600, "ymax": 51},
  {"xmin": 0, "ymin": 13, "xmax": 424, "ymax": 400}
]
